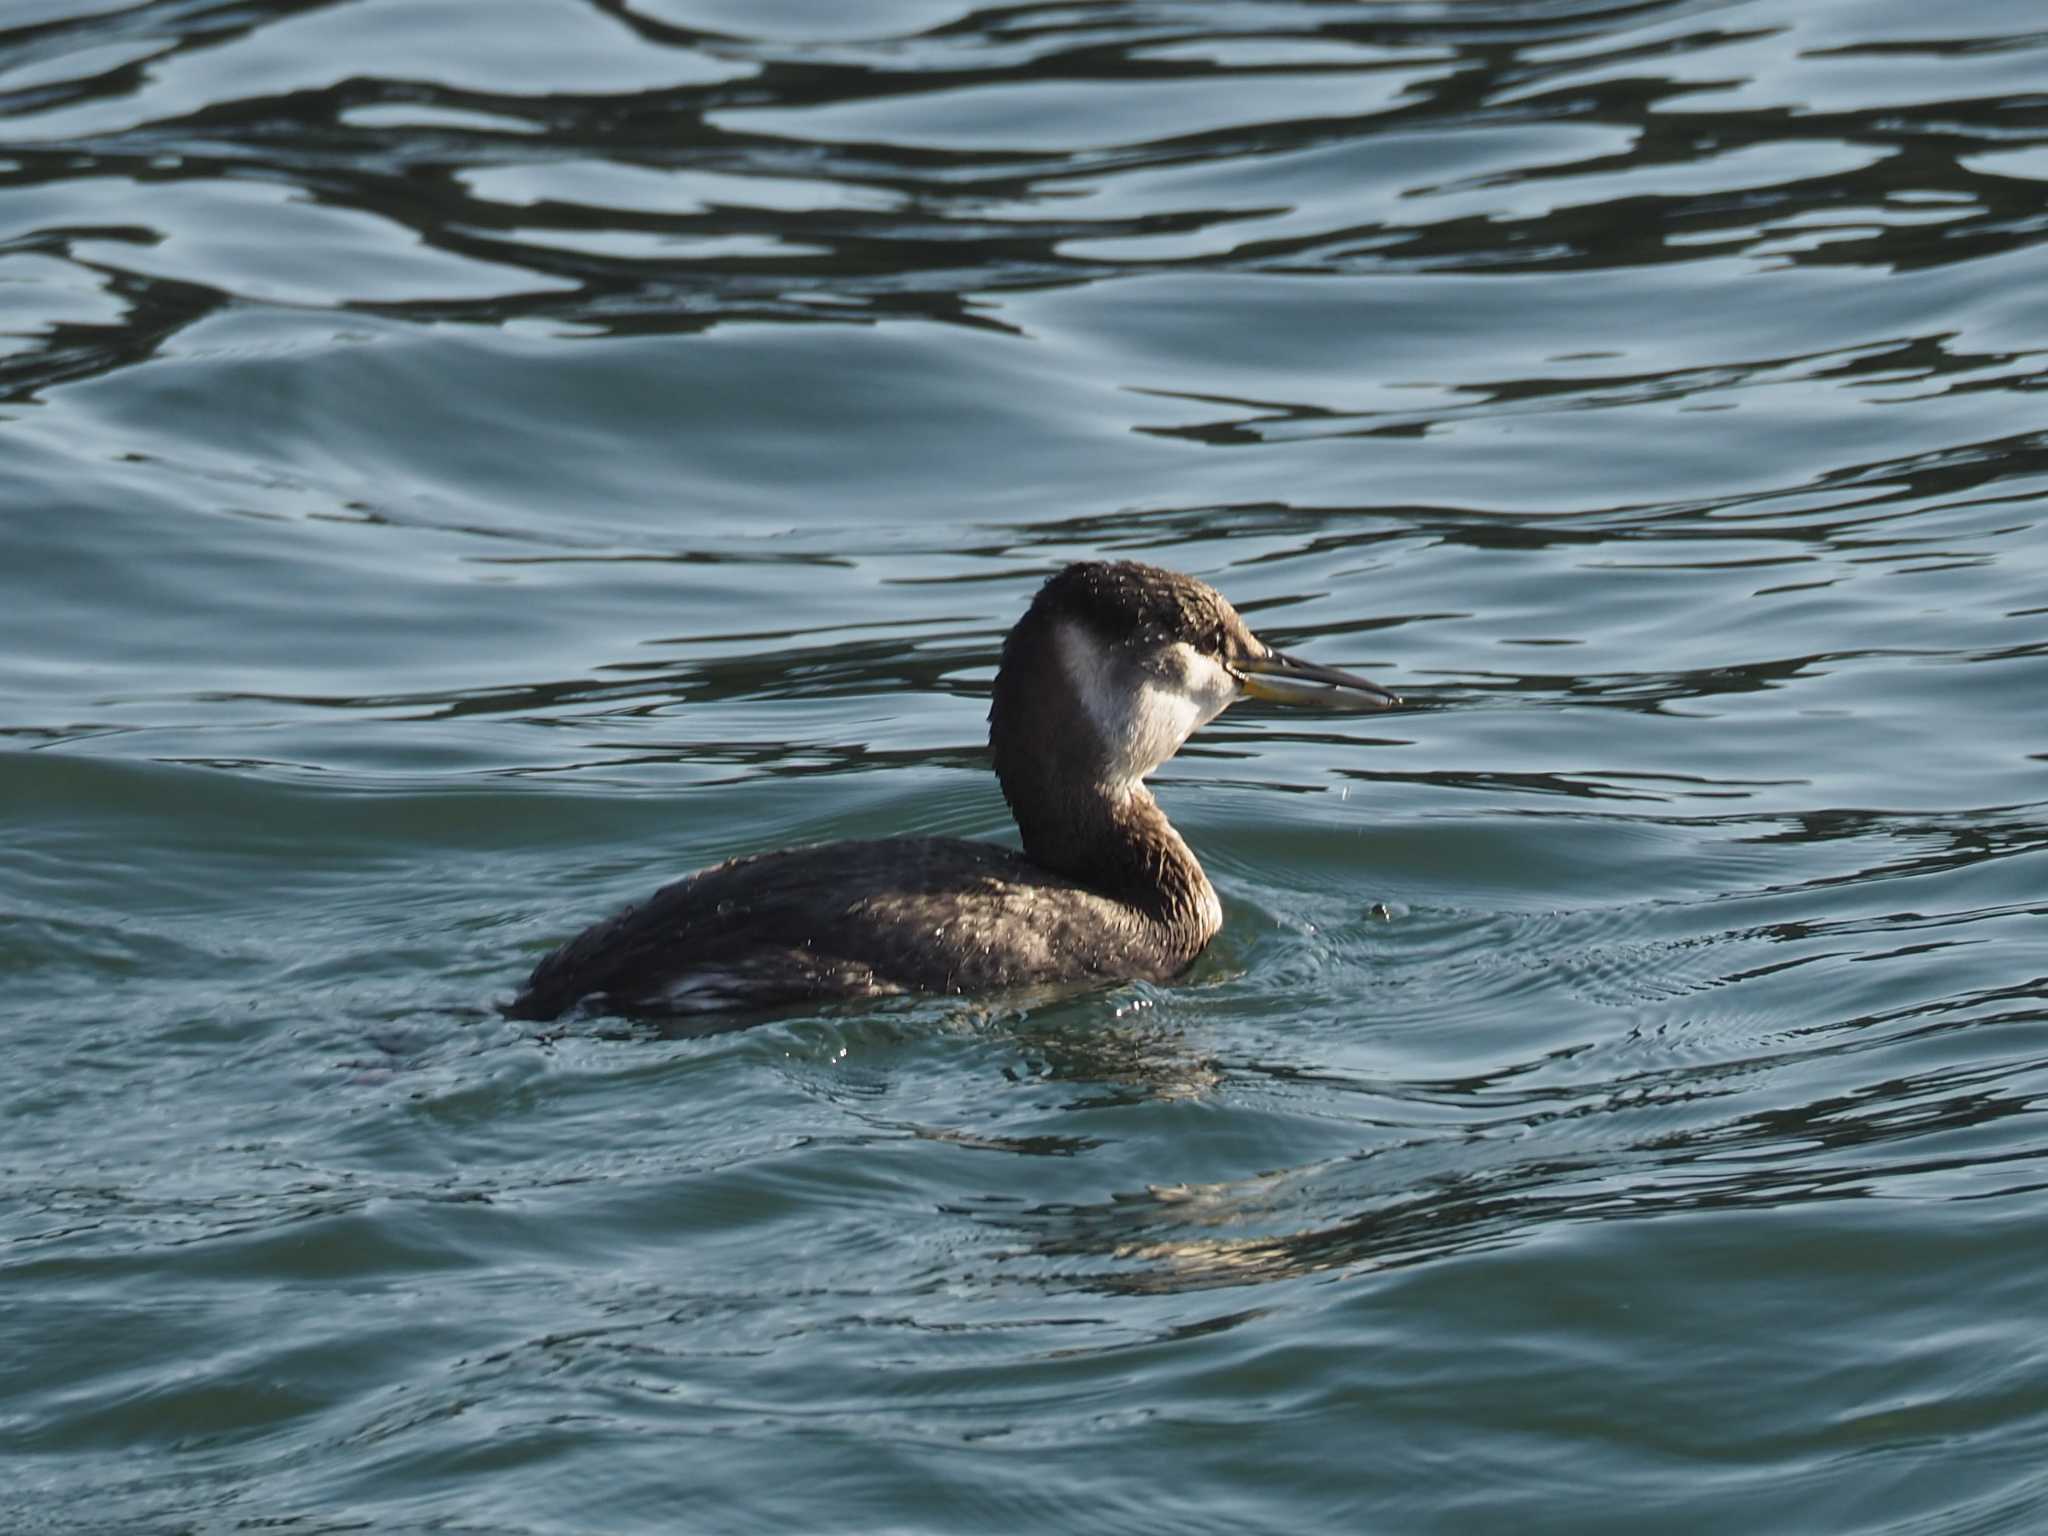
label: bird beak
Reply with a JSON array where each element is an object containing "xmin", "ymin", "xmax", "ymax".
[{"xmin": 1235, "ymin": 649, "xmax": 1400, "ymax": 710}]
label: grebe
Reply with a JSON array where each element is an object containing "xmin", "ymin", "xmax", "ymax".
[{"xmin": 506, "ymin": 561, "xmax": 1398, "ymax": 1021}]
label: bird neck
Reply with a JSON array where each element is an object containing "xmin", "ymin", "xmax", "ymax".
[
  {"xmin": 988, "ymin": 617, "xmax": 1220, "ymax": 950},
  {"xmin": 1012, "ymin": 777, "xmax": 1221, "ymax": 944}
]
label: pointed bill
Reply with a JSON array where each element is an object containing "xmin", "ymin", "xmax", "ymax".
[{"xmin": 1235, "ymin": 650, "xmax": 1400, "ymax": 711}]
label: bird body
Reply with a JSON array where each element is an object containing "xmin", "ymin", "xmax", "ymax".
[
  {"xmin": 506, "ymin": 833, "xmax": 1207, "ymax": 1020},
  {"xmin": 507, "ymin": 561, "xmax": 1396, "ymax": 1022}
]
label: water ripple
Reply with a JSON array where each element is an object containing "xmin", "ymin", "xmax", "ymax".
[{"xmin": 8, "ymin": 1, "xmax": 2048, "ymax": 1531}]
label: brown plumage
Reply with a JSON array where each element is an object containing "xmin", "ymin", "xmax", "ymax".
[{"xmin": 505, "ymin": 561, "xmax": 1397, "ymax": 1022}]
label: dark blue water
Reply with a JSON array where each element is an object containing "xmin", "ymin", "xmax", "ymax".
[{"xmin": 6, "ymin": 1, "xmax": 2048, "ymax": 1530}]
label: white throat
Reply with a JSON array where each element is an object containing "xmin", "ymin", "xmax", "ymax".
[{"xmin": 1054, "ymin": 621, "xmax": 1242, "ymax": 789}]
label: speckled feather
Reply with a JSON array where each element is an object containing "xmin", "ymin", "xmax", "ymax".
[
  {"xmin": 999, "ymin": 561, "xmax": 1264, "ymax": 669},
  {"xmin": 505, "ymin": 836, "xmax": 1183, "ymax": 1018}
]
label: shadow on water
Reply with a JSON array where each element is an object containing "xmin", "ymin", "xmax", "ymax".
[
  {"xmin": 975, "ymin": 1020, "xmax": 2048, "ymax": 1296},
  {"xmin": 933, "ymin": 862, "xmax": 2048, "ymax": 1298}
]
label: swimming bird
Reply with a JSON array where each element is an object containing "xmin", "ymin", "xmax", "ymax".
[{"xmin": 506, "ymin": 560, "xmax": 1398, "ymax": 1021}]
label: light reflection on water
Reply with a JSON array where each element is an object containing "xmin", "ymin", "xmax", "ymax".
[{"xmin": 4, "ymin": 0, "xmax": 2048, "ymax": 1530}]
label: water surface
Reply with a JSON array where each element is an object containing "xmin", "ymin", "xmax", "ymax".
[{"xmin": 6, "ymin": 0, "xmax": 2048, "ymax": 1530}]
